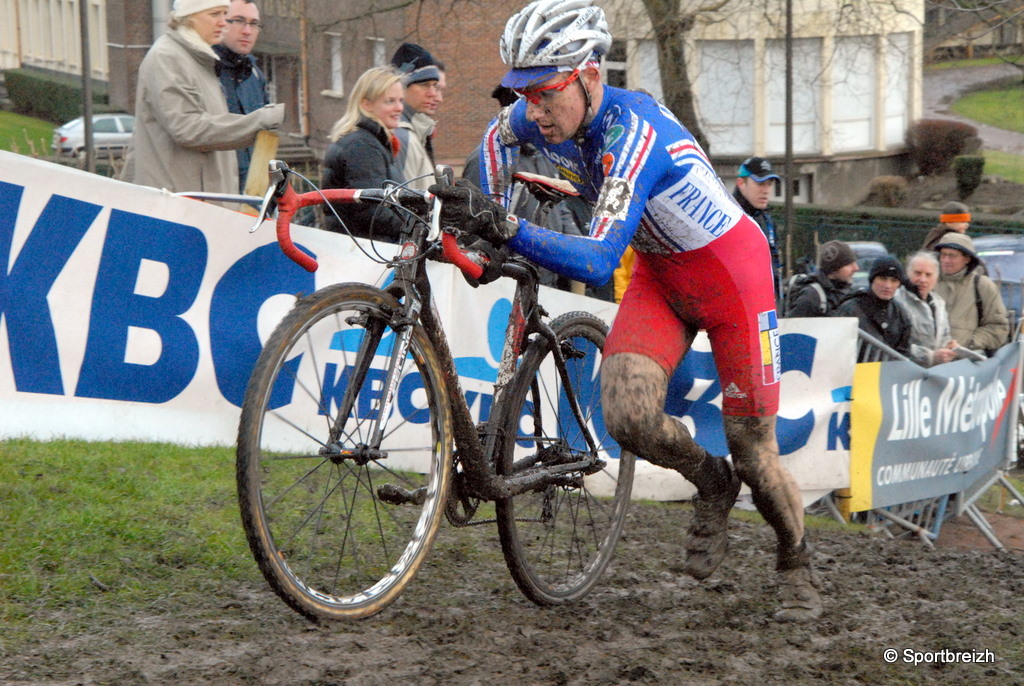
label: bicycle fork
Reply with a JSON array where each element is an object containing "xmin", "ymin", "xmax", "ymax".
[{"xmin": 320, "ymin": 296, "xmax": 421, "ymax": 466}]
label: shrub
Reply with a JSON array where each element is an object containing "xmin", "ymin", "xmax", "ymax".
[
  {"xmin": 863, "ymin": 175, "xmax": 908, "ymax": 207},
  {"xmin": 905, "ymin": 119, "xmax": 981, "ymax": 176},
  {"xmin": 952, "ymin": 155, "xmax": 985, "ymax": 200},
  {"xmin": 3, "ymin": 68, "xmax": 111, "ymax": 124}
]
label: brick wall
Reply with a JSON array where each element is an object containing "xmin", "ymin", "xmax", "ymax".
[{"xmin": 398, "ymin": 0, "xmax": 527, "ymax": 172}]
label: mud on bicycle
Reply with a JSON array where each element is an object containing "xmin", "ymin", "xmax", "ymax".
[{"xmin": 235, "ymin": 161, "xmax": 636, "ymax": 621}]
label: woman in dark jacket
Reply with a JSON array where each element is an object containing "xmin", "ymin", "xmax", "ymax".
[{"xmin": 321, "ymin": 67, "xmax": 407, "ymax": 242}]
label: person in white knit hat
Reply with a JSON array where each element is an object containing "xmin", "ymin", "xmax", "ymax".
[{"xmin": 121, "ymin": 0, "xmax": 285, "ymax": 196}]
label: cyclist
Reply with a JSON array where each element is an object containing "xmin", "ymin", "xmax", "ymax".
[{"xmin": 431, "ymin": 0, "xmax": 821, "ymax": 622}]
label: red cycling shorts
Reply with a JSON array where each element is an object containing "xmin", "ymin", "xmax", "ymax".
[{"xmin": 604, "ymin": 216, "xmax": 780, "ymax": 417}]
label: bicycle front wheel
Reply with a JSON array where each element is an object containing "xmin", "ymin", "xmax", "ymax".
[
  {"xmin": 495, "ymin": 311, "xmax": 635, "ymax": 605},
  {"xmin": 237, "ymin": 283, "xmax": 452, "ymax": 621}
]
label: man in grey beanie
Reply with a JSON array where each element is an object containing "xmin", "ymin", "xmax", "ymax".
[
  {"xmin": 390, "ymin": 42, "xmax": 443, "ymax": 190},
  {"xmin": 785, "ymin": 240, "xmax": 858, "ymax": 317}
]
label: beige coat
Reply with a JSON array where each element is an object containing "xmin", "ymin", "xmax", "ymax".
[
  {"xmin": 394, "ymin": 109, "xmax": 436, "ymax": 191},
  {"xmin": 121, "ymin": 27, "xmax": 284, "ymax": 195},
  {"xmin": 934, "ymin": 268, "xmax": 1010, "ymax": 353}
]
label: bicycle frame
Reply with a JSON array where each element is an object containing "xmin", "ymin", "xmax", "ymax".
[{"xmin": 261, "ymin": 162, "xmax": 600, "ymax": 503}]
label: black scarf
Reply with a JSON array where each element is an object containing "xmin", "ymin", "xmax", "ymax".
[{"xmin": 213, "ymin": 44, "xmax": 253, "ymax": 83}]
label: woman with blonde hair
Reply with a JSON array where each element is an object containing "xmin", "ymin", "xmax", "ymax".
[
  {"xmin": 321, "ymin": 66, "xmax": 408, "ymax": 241},
  {"xmin": 121, "ymin": 0, "xmax": 285, "ymax": 195}
]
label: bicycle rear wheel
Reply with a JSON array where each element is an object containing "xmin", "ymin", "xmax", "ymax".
[
  {"xmin": 495, "ymin": 311, "xmax": 635, "ymax": 605},
  {"xmin": 237, "ymin": 283, "xmax": 452, "ymax": 621}
]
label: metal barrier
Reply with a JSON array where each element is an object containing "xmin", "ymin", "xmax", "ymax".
[
  {"xmin": 816, "ymin": 330, "xmax": 1024, "ymax": 550},
  {"xmin": 820, "ymin": 330, "xmax": 951, "ymax": 547}
]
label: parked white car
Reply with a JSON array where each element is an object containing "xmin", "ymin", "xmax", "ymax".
[{"xmin": 52, "ymin": 113, "xmax": 135, "ymax": 158}]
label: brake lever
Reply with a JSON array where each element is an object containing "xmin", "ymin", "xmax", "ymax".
[
  {"xmin": 250, "ymin": 160, "xmax": 288, "ymax": 233},
  {"xmin": 428, "ymin": 164, "xmax": 455, "ymax": 241}
]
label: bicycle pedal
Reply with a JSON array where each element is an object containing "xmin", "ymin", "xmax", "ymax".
[{"xmin": 377, "ymin": 484, "xmax": 427, "ymax": 505}]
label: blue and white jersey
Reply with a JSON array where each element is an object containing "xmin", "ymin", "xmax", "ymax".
[{"xmin": 478, "ymin": 86, "xmax": 744, "ymax": 286}]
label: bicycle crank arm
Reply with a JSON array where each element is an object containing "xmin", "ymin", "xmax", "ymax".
[{"xmin": 487, "ymin": 459, "xmax": 606, "ymax": 498}]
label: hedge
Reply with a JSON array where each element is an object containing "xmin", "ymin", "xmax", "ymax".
[
  {"xmin": 3, "ymin": 68, "xmax": 114, "ymax": 124},
  {"xmin": 779, "ymin": 203, "xmax": 1023, "ymax": 272}
]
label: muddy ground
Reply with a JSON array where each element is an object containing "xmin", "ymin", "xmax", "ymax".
[{"xmin": 3, "ymin": 500, "xmax": 1023, "ymax": 686}]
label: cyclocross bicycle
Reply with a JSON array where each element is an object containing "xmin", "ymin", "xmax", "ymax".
[{"xmin": 235, "ymin": 161, "xmax": 636, "ymax": 621}]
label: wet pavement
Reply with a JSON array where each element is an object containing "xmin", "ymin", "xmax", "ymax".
[{"xmin": 922, "ymin": 63, "xmax": 1024, "ymax": 155}]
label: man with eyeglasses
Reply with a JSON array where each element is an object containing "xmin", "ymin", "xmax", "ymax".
[
  {"xmin": 390, "ymin": 43, "xmax": 444, "ymax": 191},
  {"xmin": 431, "ymin": 0, "xmax": 821, "ymax": 623},
  {"xmin": 213, "ymin": 0, "xmax": 269, "ymax": 191}
]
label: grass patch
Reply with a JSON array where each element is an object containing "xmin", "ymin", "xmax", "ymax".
[
  {"xmin": 982, "ymin": 148, "xmax": 1024, "ymax": 183},
  {"xmin": 0, "ymin": 111, "xmax": 53, "ymax": 156},
  {"xmin": 951, "ymin": 84, "xmax": 1024, "ymax": 134},
  {"xmin": 925, "ymin": 56, "xmax": 1017, "ymax": 70},
  {"xmin": 0, "ymin": 439, "xmax": 257, "ymax": 646},
  {"xmin": 975, "ymin": 472, "xmax": 1024, "ymax": 518}
]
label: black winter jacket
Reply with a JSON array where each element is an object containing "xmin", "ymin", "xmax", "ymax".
[
  {"xmin": 321, "ymin": 117, "xmax": 407, "ymax": 242},
  {"xmin": 835, "ymin": 290, "xmax": 912, "ymax": 360},
  {"xmin": 787, "ymin": 272, "xmax": 853, "ymax": 317}
]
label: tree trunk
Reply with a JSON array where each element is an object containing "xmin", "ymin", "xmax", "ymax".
[{"xmin": 640, "ymin": 0, "xmax": 709, "ymax": 152}]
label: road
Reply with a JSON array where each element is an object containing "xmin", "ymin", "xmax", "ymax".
[{"xmin": 922, "ymin": 63, "xmax": 1024, "ymax": 155}]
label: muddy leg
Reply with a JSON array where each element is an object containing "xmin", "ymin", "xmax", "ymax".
[
  {"xmin": 724, "ymin": 415, "xmax": 821, "ymax": 622},
  {"xmin": 602, "ymin": 353, "xmax": 739, "ymax": 579}
]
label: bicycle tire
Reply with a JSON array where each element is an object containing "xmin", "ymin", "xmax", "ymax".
[
  {"xmin": 237, "ymin": 283, "xmax": 452, "ymax": 621},
  {"xmin": 495, "ymin": 311, "xmax": 635, "ymax": 605}
]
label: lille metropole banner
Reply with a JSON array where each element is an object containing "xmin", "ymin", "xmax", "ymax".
[
  {"xmin": 848, "ymin": 344, "xmax": 1021, "ymax": 512},
  {"xmin": 1, "ymin": 151, "xmax": 1014, "ymax": 506}
]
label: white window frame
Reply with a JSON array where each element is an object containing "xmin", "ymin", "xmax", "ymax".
[{"xmin": 322, "ymin": 33, "xmax": 344, "ymax": 98}]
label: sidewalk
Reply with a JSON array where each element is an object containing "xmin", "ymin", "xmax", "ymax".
[{"xmin": 922, "ymin": 63, "xmax": 1024, "ymax": 155}]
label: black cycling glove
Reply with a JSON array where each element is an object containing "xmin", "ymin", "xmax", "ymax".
[{"xmin": 428, "ymin": 179, "xmax": 520, "ymax": 245}]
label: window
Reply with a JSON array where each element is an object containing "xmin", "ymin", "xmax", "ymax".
[
  {"xmin": 93, "ymin": 117, "xmax": 118, "ymax": 134},
  {"xmin": 604, "ymin": 42, "xmax": 627, "ymax": 88},
  {"xmin": 696, "ymin": 40, "xmax": 754, "ymax": 154},
  {"xmin": 766, "ymin": 38, "xmax": 822, "ymax": 155},
  {"xmin": 832, "ymin": 36, "xmax": 875, "ymax": 152},
  {"xmin": 368, "ymin": 37, "xmax": 386, "ymax": 67},
  {"xmin": 772, "ymin": 174, "xmax": 812, "ymax": 204},
  {"xmin": 884, "ymin": 33, "xmax": 911, "ymax": 147},
  {"xmin": 326, "ymin": 33, "xmax": 343, "ymax": 95}
]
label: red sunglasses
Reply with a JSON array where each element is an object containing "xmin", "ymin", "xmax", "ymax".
[{"xmin": 513, "ymin": 69, "xmax": 581, "ymax": 105}]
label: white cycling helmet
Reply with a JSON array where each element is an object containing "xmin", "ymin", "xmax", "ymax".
[{"xmin": 499, "ymin": 0, "xmax": 612, "ymax": 90}]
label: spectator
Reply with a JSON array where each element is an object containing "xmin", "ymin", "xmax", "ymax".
[
  {"xmin": 321, "ymin": 66, "xmax": 407, "ymax": 242},
  {"xmin": 121, "ymin": 0, "xmax": 285, "ymax": 195},
  {"xmin": 835, "ymin": 256, "xmax": 911, "ymax": 358},
  {"xmin": 785, "ymin": 240, "xmax": 858, "ymax": 317},
  {"xmin": 463, "ymin": 85, "xmax": 585, "ymax": 290},
  {"xmin": 921, "ymin": 201, "xmax": 970, "ymax": 251},
  {"xmin": 933, "ymin": 232, "xmax": 1010, "ymax": 355},
  {"xmin": 894, "ymin": 251, "xmax": 957, "ymax": 367},
  {"xmin": 213, "ymin": 0, "xmax": 270, "ymax": 192},
  {"xmin": 390, "ymin": 42, "xmax": 442, "ymax": 190},
  {"xmin": 733, "ymin": 157, "xmax": 782, "ymax": 295}
]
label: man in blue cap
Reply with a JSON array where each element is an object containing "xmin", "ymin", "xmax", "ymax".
[{"xmin": 733, "ymin": 156, "xmax": 782, "ymax": 295}]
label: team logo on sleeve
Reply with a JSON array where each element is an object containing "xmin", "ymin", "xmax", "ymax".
[
  {"xmin": 758, "ymin": 310, "xmax": 782, "ymax": 385},
  {"xmin": 602, "ymin": 124, "xmax": 624, "ymax": 152},
  {"xmin": 594, "ymin": 177, "xmax": 632, "ymax": 223}
]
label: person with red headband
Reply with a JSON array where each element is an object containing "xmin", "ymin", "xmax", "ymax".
[{"xmin": 921, "ymin": 201, "xmax": 971, "ymax": 251}]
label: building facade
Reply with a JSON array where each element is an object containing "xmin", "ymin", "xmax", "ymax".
[{"xmin": 3, "ymin": 0, "xmax": 926, "ymax": 206}]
